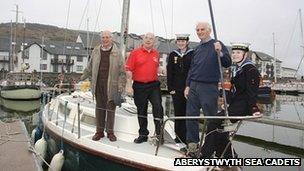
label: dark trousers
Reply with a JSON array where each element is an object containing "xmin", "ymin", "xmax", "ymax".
[
  {"xmin": 133, "ymin": 81, "xmax": 164, "ymax": 136},
  {"xmin": 172, "ymin": 91, "xmax": 187, "ymax": 143},
  {"xmin": 200, "ymin": 111, "xmax": 237, "ymax": 158},
  {"xmin": 95, "ymin": 79, "xmax": 116, "ymax": 133},
  {"xmin": 186, "ymin": 81, "xmax": 218, "ymax": 143}
]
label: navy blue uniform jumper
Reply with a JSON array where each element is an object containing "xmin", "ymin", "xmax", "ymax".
[
  {"xmin": 167, "ymin": 48, "xmax": 194, "ymax": 143},
  {"xmin": 186, "ymin": 39, "xmax": 231, "ymax": 144},
  {"xmin": 200, "ymin": 59, "xmax": 260, "ymax": 158}
]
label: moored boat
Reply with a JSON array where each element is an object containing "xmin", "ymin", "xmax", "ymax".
[
  {"xmin": 41, "ymin": 91, "xmax": 205, "ymax": 171},
  {"xmin": 0, "ymin": 72, "xmax": 42, "ymax": 100}
]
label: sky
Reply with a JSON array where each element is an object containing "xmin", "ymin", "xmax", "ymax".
[{"xmin": 1, "ymin": 0, "xmax": 304, "ymax": 73}]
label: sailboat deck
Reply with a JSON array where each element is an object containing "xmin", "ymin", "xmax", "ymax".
[{"xmin": 43, "ymin": 92, "xmax": 206, "ymax": 170}]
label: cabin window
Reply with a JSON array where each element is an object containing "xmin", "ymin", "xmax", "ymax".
[
  {"xmin": 76, "ymin": 65, "xmax": 83, "ymax": 71},
  {"xmin": 81, "ymin": 114, "xmax": 95, "ymax": 126},
  {"xmin": 77, "ymin": 56, "xmax": 83, "ymax": 62}
]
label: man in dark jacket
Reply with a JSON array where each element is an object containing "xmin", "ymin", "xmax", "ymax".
[
  {"xmin": 184, "ymin": 22, "xmax": 231, "ymax": 155},
  {"xmin": 167, "ymin": 34, "xmax": 194, "ymax": 143}
]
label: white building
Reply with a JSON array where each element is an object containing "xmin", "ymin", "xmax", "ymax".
[
  {"xmin": 14, "ymin": 40, "xmax": 88, "ymax": 73},
  {"xmin": 0, "ymin": 37, "xmax": 10, "ymax": 71},
  {"xmin": 281, "ymin": 67, "xmax": 297, "ymax": 79},
  {"xmin": 250, "ymin": 51, "xmax": 282, "ymax": 79}
]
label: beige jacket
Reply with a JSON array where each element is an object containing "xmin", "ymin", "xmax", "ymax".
[{"xmin": 81, "ymin": 43, "xmax": 126, "ymax": 105}]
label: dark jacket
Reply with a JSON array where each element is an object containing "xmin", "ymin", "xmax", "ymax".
[
  {"xmin": 186, "ymin": 39, "xmax": 231, "ymax": 86},
  {"xmin": 228, "ymin": 61, "xmax": 260, "ymax": 116},
  {"xmin": 167, "ymin": 48, "xmax": 194, "ymax": 92}
]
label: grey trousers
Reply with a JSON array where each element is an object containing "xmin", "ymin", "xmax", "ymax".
[{"xmin": 186, "ymin": 81, "xmax": 219, "ymax": 143}]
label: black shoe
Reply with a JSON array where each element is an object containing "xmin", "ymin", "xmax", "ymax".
[
  {"xmin": 174, "ymin": 138, "xmax": 182, "ymax": 143},
  {"xmin": 180, "ymin": 147, "xmax": 187, "ymax": 153},
  {"xmin": 134, "ymin": 136, "xmax": 148, "ymax": 144}
]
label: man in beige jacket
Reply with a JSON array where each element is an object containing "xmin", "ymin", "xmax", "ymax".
[{"xmin": 81, "ymin": 30, "xmax": 126, "ymax": 142}]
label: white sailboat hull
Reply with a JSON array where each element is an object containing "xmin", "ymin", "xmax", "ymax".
[{"xmin": 42, "ymin": 91, "xmax": 205, "ymax": 171}]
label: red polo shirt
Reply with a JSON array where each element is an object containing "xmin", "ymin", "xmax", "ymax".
[{"xmin": 125, "ymin": 46, "xmax": 159, "ymax": 82}]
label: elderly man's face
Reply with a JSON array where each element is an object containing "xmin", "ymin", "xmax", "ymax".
[
  {"xmin": 143, "ymin": 33, "xmax": 155, "ymax": 50},
  {"xmin": 196, "ymin": 23, "xmax": 211, "ymax": 40},
  {"xmin": 100, "ymin": 32, "xmax": 113, "ymax": 48}
]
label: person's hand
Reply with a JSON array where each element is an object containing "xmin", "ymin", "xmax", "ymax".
[
  {"xmin": 125, "ymin": 85, "xmax": 133, "ymax": 96},
  {"xmin": 253, "ymin": 111, "xmax": 262, "ymax": 117},
  {"xmin": 221, "ymin": 104, "xmax": 229, "ymax": 110},
  {"xmin": 184, "ymin": 86, "xmax": 190, "ymax": 99},
  {"xmin": 214, "ymin": 41, "xmax": 222, "ymax": 52},
  {"xmin": 169, "ymin": 91, "xmax": 175, "ymax": 95}
]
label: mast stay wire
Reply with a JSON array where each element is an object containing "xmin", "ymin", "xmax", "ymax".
[
  {"xmin": 77, "ymin": 0, "xmax": 90, "ymax": 31},
  {"xmin": 149, "ymin": 0, "xmax": 155, "ymax": 33},
  {"xmin": 88, "ymin": 0, "xmax": 103, "ymax": 50},
  {"xmin": 55, "ymin": 0, "xmax": 90, "ymax": 75},
  {"xmin": 159, "ymin": 0, "xmax": 172, "ymax": 53},
  {"xmin": 62, "ymin": 0, "xmax": 72, "ymax": 58},
  {"xmin": 283, "ymin": 11, "xmax": 299, "ymax": 61},
  {"xmin": 170, "ymin": 0, "xmax": 174, "ymax": 38}
]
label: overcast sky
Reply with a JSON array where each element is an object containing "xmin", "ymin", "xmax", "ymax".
[{"xmin": 1, "ymin": 0, "xmax": 304, "ymax": 73}]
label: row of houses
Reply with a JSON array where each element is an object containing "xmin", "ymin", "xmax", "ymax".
[{"xmin": 0, "ymin": 31, "xmax": 298, "ymax": 80}]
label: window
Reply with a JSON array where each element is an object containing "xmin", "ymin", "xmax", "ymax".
[
  {"xmin": 77, "ymin": 56, "xmax": 83, "ymax": 62},
  {"xmin": 23, "ymin": 48, "xmax": 29, "ymax": 59},
  {"xmin": 75, "ymin": 47, "xmax": 80, "ymax": 50},
  {"xmin": 76, "ymin": 65, "xmax": 83, "ymax": 71},
  {"xmin": 40, "ymin": 64, "xmax": 47, "ymax": 70},
  {"xmin": 66, "ymin": 46, "xmax": 72, "ymax": 49},
  {"xmin": 159, "ymin": 61, "xmax": 163, "ymax": 66},
  {"xmin": 50, "ymin": 45, "xmax": 55, "ymax": 48},
  {"xmin": 42, "ymin": 50, "xmax": 47, "ymax": 60}
]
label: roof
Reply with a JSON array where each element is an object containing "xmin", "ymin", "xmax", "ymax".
[
  {"xmin": 253, "ymin": 51, "xmax": 282, "ymax": 62},
  {"xmin": 77, "ymin": 31, "xmax": 100, "ymax": 49},
  {"xmin": 0, "ymin": 37, "xmax": 88, "ymax": 56},
  {"xmin": 41, "ymin": 40, "xmax": 87, "ymax": 56},
  {"xmin": 282, "ymin": 66, "xmax": 297, "ymax": 71},
  {"xmin": 0, "ymin": 37, "xmax": 10, "ymax": 52}
]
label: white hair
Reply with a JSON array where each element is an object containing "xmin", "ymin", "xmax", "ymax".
[
  {"xmin": 100, "ymin": 30, "xmax": 113, "ymax": 38},
  {"xmin": 196, "ymin": 22, "xmax": 212, "ymax": 32}
]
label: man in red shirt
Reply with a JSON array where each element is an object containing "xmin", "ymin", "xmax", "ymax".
[{"xmin": 125, "ymin": 32, "xmax": 164, "ymax": 144}]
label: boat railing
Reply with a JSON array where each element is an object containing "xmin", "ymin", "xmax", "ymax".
[
  {"xmin": 154, "ymin": 115, "xmax": 262, "ymax": 156},
  {"xmin": 42, "ymin": 83, "xmax": 77, "ymax": 96}
]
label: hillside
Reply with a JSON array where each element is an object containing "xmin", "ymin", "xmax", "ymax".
[{"xmin": 0, "ymin": 22, "xmax": 81, "ymax": 42}]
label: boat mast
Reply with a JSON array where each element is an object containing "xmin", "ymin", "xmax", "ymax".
[
  {"xmin": 295, "ymin": 9, "xmax": 304, "ymax": 78},
  {"xmin": 300, "ymin": 9, "xmax": 304, "ymax": 52},
  {"xmin": 11, "ymin": 4, "xmax": 20, "ymax": 72},
  {"xmin": 272, "ymin": 33, "xmax": 277, "ymax": 83},
  {"xmin": 9, "ymin": 20, "xmax": 13, "ymax": 72},
  {"xmin": 120, "ymin": 0, "xmax": 130, "ymax": 60},
  {"xmin": 86, "ymin": 18, "xmax": 89, "ymax": 59},
  {"xmin": 40, "ymin": 36, "xmax": 44, "ymax": 86},
  {"xmin": 207, "ymin": 0, "xmax": 229, "ymax": 117},
  {"xmin": 21, "ymin": 18, "xmax": 26, "ymax": 64}
]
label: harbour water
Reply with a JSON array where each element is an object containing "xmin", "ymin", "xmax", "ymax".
[{"xmin": 0, "ymin": 95, "xmax": 303, "ymax": 171}]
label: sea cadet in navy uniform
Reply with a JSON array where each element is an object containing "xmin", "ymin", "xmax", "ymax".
[
  {"xmin": 200, "ymin": 43, "xmax": 262, "ymax": 158},
  {"xmin": 167, "ymin": 34, "xmax": 194, "ymax": 143}
]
